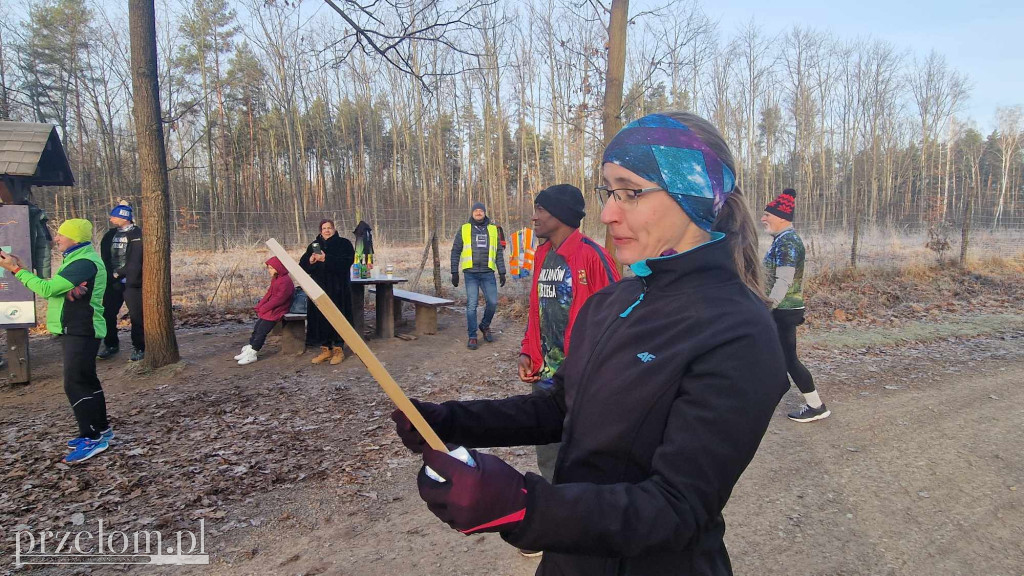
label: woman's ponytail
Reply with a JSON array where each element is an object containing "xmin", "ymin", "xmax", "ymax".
[
  {"xmin": 712, "ymin": 187, "xmax": 765, "ymax": 300},
  {"xmin": 660, "ymin": 110, "xmax": 765, "ymax": 301}
]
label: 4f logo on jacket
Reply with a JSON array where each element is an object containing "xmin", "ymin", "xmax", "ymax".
[{"xmin": 637, "ymin": 352, "xmax": 656, "ymax": 363}]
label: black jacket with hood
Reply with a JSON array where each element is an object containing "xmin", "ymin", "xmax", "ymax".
[{"xmin": 431, "ymin": 236, "xmax": 788, "ymax": 576}]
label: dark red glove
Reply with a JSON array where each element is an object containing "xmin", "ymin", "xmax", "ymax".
[
  {"xmin": 391, "ymin": 400, "xmax": 450, "ymax": 454},
  {"xmin": 66, "ymin": 281, "xmax": 89, "ymax": 301},
  {"xmin": 417, "ymin": 447, "xmax": 527, "ymax": 535}
]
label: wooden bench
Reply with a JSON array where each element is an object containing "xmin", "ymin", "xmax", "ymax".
[
  {"xmin": 272, "ymin": 313, "xmax": 307, "ymax": 354},
  {"xmin": 371, "ymin": 288, "xmax": 454, "ymax": 335}
]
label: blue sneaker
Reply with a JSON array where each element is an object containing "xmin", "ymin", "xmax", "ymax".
[
  {"xmin": 64, "ymin": 438, "xmax": 109, "ymax": 463},
  {"xmin": 68, "ymin": 427, "xmax": 114, "ymax": 448}
]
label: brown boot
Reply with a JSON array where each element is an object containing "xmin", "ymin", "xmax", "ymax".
[
  {"xmin": 329, "ymin": 347, "xmax": 345, "ymax": 365},
  {"xmin": 311, "ymin": 346, "xmax": 331, "ymax": 364}
]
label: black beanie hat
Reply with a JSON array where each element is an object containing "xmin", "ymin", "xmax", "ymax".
[
  {"xmin": 535, "ymin": 184, "xmax": 586, "ymax": 229},
  {"xmin": 765, "ymin": 188, "xmax": 796, "ymax": 221}
]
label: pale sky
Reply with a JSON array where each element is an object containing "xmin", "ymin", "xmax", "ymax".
[{"xmin": 710, "ymin": 0, "xmax": 1024, "ymax": 132}]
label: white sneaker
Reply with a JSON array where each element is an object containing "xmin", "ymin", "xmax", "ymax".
[
  {"xmin": 234, "ymin": 345, "xmax": 253, "ymax": 360},
  {"xmin": 237, "ymin": 348, "xmax": 258, "ymax": 365}
]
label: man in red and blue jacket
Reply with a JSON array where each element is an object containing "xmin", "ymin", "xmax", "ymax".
[{"xmin": 518, "ymin": 184, "xmax": 620, "ymax": 483}]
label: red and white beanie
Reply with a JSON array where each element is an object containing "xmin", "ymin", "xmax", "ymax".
[{"xmin": 765, "ymin": 188, "xmax": 796, "ymax": 221}]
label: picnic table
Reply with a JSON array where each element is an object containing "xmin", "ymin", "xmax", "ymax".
[
  {"xmin": 351, "ymin": 277, "xmax": 407, "ymax": 339},
  {"xmin": 369, "ymin": 287, "xmax": 455, "ymax": 336},
  {"xmin": 275, "ymin": 277, "xmax": 455, "ymax": 350}
]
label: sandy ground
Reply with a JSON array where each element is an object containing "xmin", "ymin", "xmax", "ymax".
[{"xmin": 1, "ymin": 306, "xmax": 1022, "ymax": 576}]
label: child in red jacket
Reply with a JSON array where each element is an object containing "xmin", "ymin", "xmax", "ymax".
[{"xmin": 235, "ymin": 256, "xmax": 294, "ymax": 365}]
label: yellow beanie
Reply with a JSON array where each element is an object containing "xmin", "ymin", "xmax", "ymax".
[{"xmin": 57, "ymin": 219, "xmax": 94, "ymax": 243}]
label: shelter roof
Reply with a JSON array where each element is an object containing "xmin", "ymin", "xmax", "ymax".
[{"xmin": 0, "ymin": 122, "xmax": 74, "ymax": 186}]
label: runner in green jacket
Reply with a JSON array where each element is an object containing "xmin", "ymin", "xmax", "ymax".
[{"xmin": 0, "ymin": 218, "xmax": 113, "ymax": 463}]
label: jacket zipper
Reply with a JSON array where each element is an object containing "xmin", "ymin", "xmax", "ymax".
[{"xmin": 619, "ymin": 277, "xmax": 648, "ymax": 318}]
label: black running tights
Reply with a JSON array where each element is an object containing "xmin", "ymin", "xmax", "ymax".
[{"xmin": 772, "ymin": 308, "xmax": 816, "ymax": 394}]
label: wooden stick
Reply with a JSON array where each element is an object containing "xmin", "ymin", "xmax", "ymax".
[{"xmin": 266, "ymin": 238, "xmax": 446, "ymax": 451}]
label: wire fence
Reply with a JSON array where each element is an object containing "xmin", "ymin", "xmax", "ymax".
[
  {"xmin": 59, "ymin": 202, "xmax": 1024, "ymax": 274},
  {"xmin": 156, "ymin": 205, "xmax": 1024, "ymax": 260},
  {"xmin": 148, "ymin": 205, "xmax": 1024, "ymax": 314}
]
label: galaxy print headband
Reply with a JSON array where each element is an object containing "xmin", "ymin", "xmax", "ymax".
[{"xmin": 602, "ymin": 114, "xmax": 736, "ymax": 231}]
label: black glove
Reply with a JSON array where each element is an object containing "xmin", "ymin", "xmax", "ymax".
[
  {"xmin": 391, "ymin": 399, "xmax": 451, "ymax": 453},
  {"xmin": 66, "ymin": 281, "xmax": 89, "ymax": 301},
  {"xmin": 451, "ymin": 273, "xmax": 459, "ymax": 287},
  {"xmin": 499, "ymin": 273, "xmax": 506, "ymax": 287},
  {"xmin": 418, "ymin": 447, "xmax": 527, "ymax": 534}
]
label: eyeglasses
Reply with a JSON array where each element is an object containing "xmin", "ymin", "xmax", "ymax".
[{"xmin": 594, "ymin": 185, "xmax": 665, "ymax": 207}]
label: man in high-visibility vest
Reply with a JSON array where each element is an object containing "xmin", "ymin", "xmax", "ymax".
[
  {"xmin": 450, "ymin": 202, "xmax": 506, "ymax": 350},
  {"xmin": 509, "ymin": 226, "xmax": 537, "ymax": 278}
]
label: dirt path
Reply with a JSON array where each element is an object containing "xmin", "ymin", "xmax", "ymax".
[
  {"xmin": 729, "ymin": 348, "xmax": 1024, "ymax": 575},
  {"xmin": 192, "ymin": 343, "xmax": 1024, "ymax": 576},
  {"xmin": 1, "ymin": 312, "xmax": 1022, "ymax": 576}
]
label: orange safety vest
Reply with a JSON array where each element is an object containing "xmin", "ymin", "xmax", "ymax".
[{"xmin": 509, "ymin": 227, "xmax": 536, "ymax": 278}]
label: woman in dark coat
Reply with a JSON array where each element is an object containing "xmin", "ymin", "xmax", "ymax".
[
  {"xmin": 299, "ymin": 219, "xmax": 354, "ymax": 365},
  {"xmin": 392, "ymin": 112, "xmax": 789, "ymax": 575}
]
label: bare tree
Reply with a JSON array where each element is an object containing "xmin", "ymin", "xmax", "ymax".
[
  {"xmin": 0, "ymin": 14, "xmax": 12, "ymax": 120},
  {"xmin": 734, "ymin": 20, "xmax": 776, "ymax": 194},
  {"xmin": 859, "ymin": 40, "xmax": 903, "ymax": 223},
  {"xmin": 909, "ymin": 51, "xmax": 971, "ymax": 219},
  {"xmin": 601, "ymin": 0, "xmax": 628, "ymax": 265},
  {"xmin": 957, "ymin": 125, "xmax": 984, "ymax": 266},
  {"xmin": 780, "ymin": 26, "xmax": 821, "ymax": 195},
  {"xmin": 654, "ymin": 0, "xmax": 713, "ymax": 111},
  {"xmin": 130, "ymin": 0, "xmax": 180, "ymax": 368},
  {"xmin": 992, "ymin": 105, "xmax": 1023, "ymax": 227},
  {"xmin": 835, "ymin": 39, "xmax": 866, "ymax": 265},
  {"xmin": 2, "ymin": 0, "xmax": 1019, "ymax": 277},
  {"xmin": 318, "ymin": 0, "xmax": 496, "ymax": 86}
]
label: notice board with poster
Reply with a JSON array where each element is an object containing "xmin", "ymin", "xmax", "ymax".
[{"xmin": 0, "ymin": 205, "xmax": 36, "ymax": 328}]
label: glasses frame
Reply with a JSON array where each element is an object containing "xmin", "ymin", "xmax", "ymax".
[{"xmin": 594, "ymin": 185, "xmax": 665, "ymax": 207}]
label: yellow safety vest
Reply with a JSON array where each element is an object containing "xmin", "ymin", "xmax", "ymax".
[{"xmin": 460, "ymin": 223, "xmax": 498, "ymax": 271}]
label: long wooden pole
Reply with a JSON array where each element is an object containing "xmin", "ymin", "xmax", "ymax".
[{"xmin": 265, "ymin": 238, "xmax": 445, "ymax": 451}]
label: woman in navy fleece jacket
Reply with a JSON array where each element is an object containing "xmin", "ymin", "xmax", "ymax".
[{"xmin": 393, "ymin": 112, "xmax": 788, "ymax": 576}]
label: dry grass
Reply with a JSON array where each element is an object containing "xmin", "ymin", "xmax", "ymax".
[
  {"xmin": 171, "ymin": 239, "xmax": 428, "ymax": 312},
  {"xmin": 172, "ymin": 232, "xmax": 1023, "ymax": 320},
  {"xmin": 798, "ymin": 227, "xmax": 1024, "ymax": 275},
  {"xmin": 2, "ymin": 231, "xmax": 1015, "ymax": 347},
  {"xmin": 171, "ymin": 240, "xmax": 532, "ymax": 317},
  {"xmin": 173, "ymin": 249, "xmax": 276, "ymax": 313},
  {"xmin": 805, "ymin": 252, "xmax": 1023, "ymax": 328}
]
